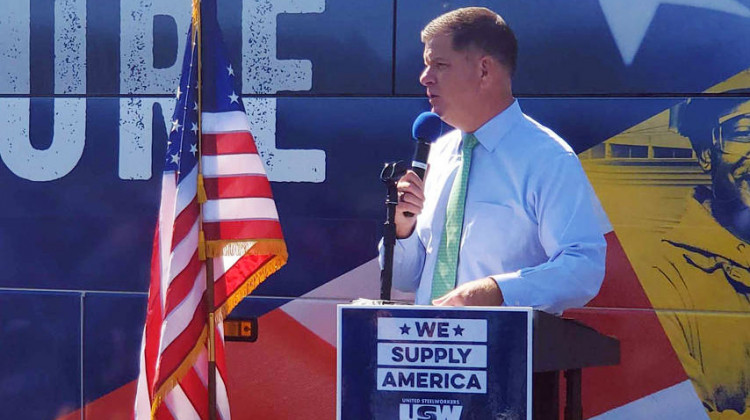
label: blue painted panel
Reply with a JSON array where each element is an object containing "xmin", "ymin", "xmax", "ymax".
[
  {"xmin": 62, "ymin": 0, "xmax": 392, "ymax": 95},
  {"xmin": 231, "ymin": 296, "xmax": 293, "ymax": 319},
  {"xmin": 0, "ymin": 98, "xmax": 159, "ymax": 291},
  {"xmin": 276, "ymin": 0, "xmax": 393, "ymax": 94},
  {"xmin": 83, "ymin": 293, "xmax": 146, "ymax": 405},
  {"xmin": 273, "ymin": 97, "xmax": 433, "ymax": 219},
  {"xmin": 517, "ymin": 97, "xmax": 683, "ymax": 153},
  {"xmin": 395, "ymin": 0, "xmax": 750, "ymax": 95},
  {"xmin": 0, "ymin": 291, "xmax": 81, "ymax": 419},
  {"xmin": 253, "ymin": 217, "xmax": 377, "ymax": 298},
  {"xmin": 86, "ymin": 0, "xmax": 120, "ymax": 94}
]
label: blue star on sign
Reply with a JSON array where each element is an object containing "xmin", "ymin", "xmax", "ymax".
[
  {"xmin": 400, "ymin": 324, "xmax": 411, "ymax": 335},
  {"xmin": 453, "ymin": 325, "xmax": 464, "ymax": 336}
]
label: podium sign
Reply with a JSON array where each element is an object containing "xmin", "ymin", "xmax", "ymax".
[{"xmin": 337, "ymin": 305, "xmax": 532, "ymax": 420}]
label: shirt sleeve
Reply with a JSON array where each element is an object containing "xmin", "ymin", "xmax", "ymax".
[
  {"xmin": 378, "ymin": 230, "xmax": 425, "ymax": 293},
  {"xmin": 492, "ymin": 151, "xmax": 606, "ymax": 314}
]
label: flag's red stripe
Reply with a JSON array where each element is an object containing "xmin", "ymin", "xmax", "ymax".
[
  {"xmin": 213, "ymin": 254, "xmax": 275, "ymax": 308},
  {"xmin": 145, "ymin": 228, "xmax": 164, "ymax": 396},
  {"xmin": 155, "ymin": 400, "xmax": 175, "ymax": 420},
  {"xmin": 215, "ymin": 328, "xmax": 227, "ymax": 374},
  {"xmin": 180, "ymin": 368, "xmax": 209, "ymax": 420},
  {"xmin": 203, "ymin": 176, "xmax": 273, "ymax": 199},
  {"xmin": 203, "ymin": 220, "xmax": 283, "ymax": 241},
  {"xmin": 164, "ymin": 250, "xmax": 202, "ymax": 316},
  {"xmin": 202, "ymin": 132, "xmax": 257, "ymax": 155},
  {"xmin": 172, "ymin": 198, "xmax": 199, "ymax": 249},
  {"xmin": 156, "ymin": 301, "xmax": 207, "ymax": 389}
]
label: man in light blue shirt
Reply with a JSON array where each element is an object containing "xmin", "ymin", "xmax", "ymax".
[{"xmin": 383, "ymin": 7, "xmax": 606, "ymax": 313}]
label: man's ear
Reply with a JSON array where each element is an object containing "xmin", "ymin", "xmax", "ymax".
[
  {"xmin": 478, "ymin": 55, "xmax": 490, "ymax": 79},
  {"xmin": 697, "ymin": 147, "xmax": 711, "ymax": 172}
]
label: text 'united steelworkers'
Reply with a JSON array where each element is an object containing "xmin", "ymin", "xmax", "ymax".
[{"xmin": 376, "ymin": 318, "xmax": 488, "ymax": 393}]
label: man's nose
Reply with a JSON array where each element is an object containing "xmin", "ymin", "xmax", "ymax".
[{"xmin": 419, "ymin": 68, "xmax": 434, "ymax": 87}]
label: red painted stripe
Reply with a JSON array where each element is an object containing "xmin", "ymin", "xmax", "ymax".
[
  {"xmin": 203, "ymin": 220, "xmax": 283, "ymax": 241},
  {"xmin": 213, "ymin": 254, "xmax": 275, "ymax": 309},
  {"xmin": 145, "ymin": 228, "xmax": 164, "ymax": 396},
  {"xmin": 180, "ymin": 368, "xmax": 209, "ymax": 420},
  {"xmin": 223, "ymin": 310, "xmax": 337, "ymax": 419},
  {"xmin": 172, "ymin": 198, "xmax": 199, "ymax": 249},
  {"xmin": 164, "ymin": 250, "xmax": 202, "ymax": 316},
  {"xmin": 565, "ymin": 232, "xmax": 688, "ymax": 417},
  {"xmin": 202, "ymin": 132, "xmax": 257, "ymax": 155},
  {"xmin": 203, "ymin": 176, "xmax": 273, "ymax": 199},
  {"xmin": 156, "ymin": 300, "xmax": 207, "ymax": 389}
]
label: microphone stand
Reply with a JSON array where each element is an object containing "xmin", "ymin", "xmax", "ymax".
[{"xmin": 379, "ymin": 161, "xmax": 407, "ymax": 301}]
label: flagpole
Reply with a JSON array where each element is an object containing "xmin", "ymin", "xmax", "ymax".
[{"xmin": 193, "ymin": 0, "xmax": 218, "ymax": 419}]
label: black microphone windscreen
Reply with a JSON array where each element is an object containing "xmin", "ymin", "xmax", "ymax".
[{"xmin": 411, "ymin": 112, "xmax": 443, "ymax": 142}]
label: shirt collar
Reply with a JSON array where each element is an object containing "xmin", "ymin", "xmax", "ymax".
[{"xmin": 467, "ymin": 99, "xmax": 522, "ymax": 152}]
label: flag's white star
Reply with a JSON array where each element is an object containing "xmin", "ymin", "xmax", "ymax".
[
  {"xmin": 170, "ymin": 153, "xmax": 180, "ymax": 164},
  {"xmin": 600, "ymin": 0, "xmax": 750, "ymax": 65},
  {"xmin": 193, "ymin": 101, "xmax": 199, "ymax": 111},
  {"xmin": 176, "ymin": 86, "xmax": 182, "ymax": 100},
  {"xmin": 171, "ymin": 119, "xmax": 182, "ymax": 133},
  {"xmin": 190, "ymin": 143, "xmax": 198, "ymax": 156},
  {"xmin": 227, "ymin": 64, "xmax": 234, "ymax": 76},
  {"xmin": 228, "ymin": 91, "xmax": 239, "ymax": 104},
  {"xmin": 191, "ymin": 122, "xmax": 198, "ymax": 134}
]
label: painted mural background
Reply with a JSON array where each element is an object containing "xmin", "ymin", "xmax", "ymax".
[{"xmin": 0, "ymin": 0, "xmax": 749, "ymax": 419}]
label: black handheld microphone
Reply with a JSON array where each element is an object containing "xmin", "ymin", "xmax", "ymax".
[{"xmin": 404, "ymin": 112, "xmax": 443, "ymax": 217}]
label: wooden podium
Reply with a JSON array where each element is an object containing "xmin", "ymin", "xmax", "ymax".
[{"xmin": 337, "ymin": 305, "xmax": 619, "ymax": 420}]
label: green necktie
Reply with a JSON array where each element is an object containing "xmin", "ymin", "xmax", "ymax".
[{"xmin": 431, "ymin": 133, "xmax": 478, "ymax": 301}]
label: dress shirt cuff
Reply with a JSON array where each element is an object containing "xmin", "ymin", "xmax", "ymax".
[
  {"xmin": 396, "ymin": 229, "xmax": 420, "ymax": 249},
  {"xmin": 490, "ymin": 271, "xmax": 525, "ymax": 307}
]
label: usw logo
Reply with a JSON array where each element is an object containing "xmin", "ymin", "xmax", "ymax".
[{"xmin": 399, "ymin": 403, "xmax": 463, "ymax": 420}]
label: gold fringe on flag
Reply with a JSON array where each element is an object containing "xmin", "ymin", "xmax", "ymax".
[
  {"xmin": 216, "ymin": 252, "xmax": 288, "ymax": 323},
  {"xmin": 204, "ymin": 238, "xmax": 287, "ymax": 258},
  {"xmin": 150, "ymin": 326, "xmax": 209, "ymax": 418}
]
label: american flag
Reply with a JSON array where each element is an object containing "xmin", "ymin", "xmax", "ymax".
[{"xmin": 134, "ymin": 1, "xmax": 287, "ymax": 418}]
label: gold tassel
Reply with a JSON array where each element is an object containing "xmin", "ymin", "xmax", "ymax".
[
  {"xmin": 197, "ymin": 174, "xmax": 207, "ymax": 204},
  {"xmin": 198, "ymin": 230, "xmax": 206, "ymax": 261}
]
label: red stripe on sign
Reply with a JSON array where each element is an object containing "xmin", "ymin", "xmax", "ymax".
[
  {"xmin": 202, "ymin": 132, "xmax": 257, "ymax": 155},
  {"xmin": 203, "ymin": 220, "xmax": 284, "ymax": 241},
  {"xmin": 180, "ymin": 367, "xmax": 209, "ymax": 420},
  {"xmin": 203, "ymin": 176, "xmax": 273, "ymax": 199},
  {"xmin": 164, "ymin": 251, "xmax": 202, "ymax": 316},
  {"xmin": 157, "ymin": 302, "xmax": 208, "ymax": 389}
]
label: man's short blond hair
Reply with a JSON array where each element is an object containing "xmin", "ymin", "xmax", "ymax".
[{"xmin": 421, "ymin": 7, "xmax": 518, "ymax": 75}]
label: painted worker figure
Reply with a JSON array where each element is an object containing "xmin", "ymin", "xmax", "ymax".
[
  {"xmin": 652, "ymin": 96, "xmax": 750, "ymax": 419},
  {"xmin": 379, "ymin": 7, "xmax": 607, "ymax": 314}
]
